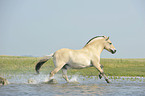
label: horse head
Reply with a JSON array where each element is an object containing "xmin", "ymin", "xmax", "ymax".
[{"xmin": 104, "ymin": 36, "xmax": 116, "ymax": 54}]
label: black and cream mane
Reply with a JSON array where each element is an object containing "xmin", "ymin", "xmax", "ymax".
[{"xmin": 85, "ymin": 36, "xmax": 105, "ymax": 46}]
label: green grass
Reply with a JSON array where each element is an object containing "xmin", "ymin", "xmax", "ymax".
[{"xmin": 0, "ymin": 56, "xmax": 145, "ymax": 77}]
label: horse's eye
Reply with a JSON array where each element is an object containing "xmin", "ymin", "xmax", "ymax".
[{"xmin": 109, "ymin": 43, "xmax": 112, "ymax": 45}]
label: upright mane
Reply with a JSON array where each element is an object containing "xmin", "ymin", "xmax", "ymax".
[{"xmin": 84, "ymin": 36, "xmax": 105, "ymax": 47}]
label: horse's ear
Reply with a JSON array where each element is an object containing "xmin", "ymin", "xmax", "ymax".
[{"xmin": 106, "ymin": 37, "xmax": 109, "ymax": 41}]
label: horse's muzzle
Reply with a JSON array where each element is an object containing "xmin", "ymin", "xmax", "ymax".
[{"xmin": 111, "ymin": 49, "xmax": 116, "ymax": 54}]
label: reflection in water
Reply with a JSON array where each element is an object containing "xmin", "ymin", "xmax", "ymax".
[{"xmin": 0, "ymin": 74, "xmax": 145, "ymax": 96}]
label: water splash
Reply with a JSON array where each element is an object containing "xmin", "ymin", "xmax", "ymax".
[
  {"xmin": 69, "ymin": 75, "xmax": 79, "ymax": 82},
  {"xmin": 3, "ymin": 74, "xmax": 145, "ymax": 85},
  {"xmin": 3, "ymin": 74, "xmax": 50, "ymax": 84}
]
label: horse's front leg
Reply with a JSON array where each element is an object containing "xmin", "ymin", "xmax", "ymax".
[
  {"xmin": 92, "ymin": 62, "xmax": 110, "ymax": 83},
  {"xmin": 98, "ymin": 64, "xmax": 104, "ymax": 79},
  {"xmin": 99, "ymin": 73, "xmax": 103, "ymax": 79}
]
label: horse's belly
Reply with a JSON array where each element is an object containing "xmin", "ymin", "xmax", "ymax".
[
  {"xmin": 68, "ymin": 60, "xmax": 92, "ymax": 69},
  {"xmin": 67, "ymin": 50, "xmax": 92, "ymax": 69},
  {"xmin": 70, "ymin": 63, "xmax": 92, "ymax": 69}
]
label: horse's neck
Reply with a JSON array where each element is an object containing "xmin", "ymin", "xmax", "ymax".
[{"xmin": 83, "ymin": 41, "xmax": 104, "ymax": 56}]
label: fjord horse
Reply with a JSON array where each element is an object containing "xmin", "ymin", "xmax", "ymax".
[{"xmin": 35, "ymin": 36, "xmax": 116, "ymax": 83}]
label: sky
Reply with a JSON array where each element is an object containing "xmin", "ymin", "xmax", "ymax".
[{"xmin": 0, "ymin": 0, "xmax": 145, "ymax": 58}]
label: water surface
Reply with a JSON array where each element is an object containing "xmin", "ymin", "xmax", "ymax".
[{"xmin": 0, "ymin": 74, "xmax": 145, "ymax": 96}]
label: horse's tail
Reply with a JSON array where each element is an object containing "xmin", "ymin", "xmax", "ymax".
[{"xmin": 35, "ymin": 54, "xmax": 54, "ymax": 74}]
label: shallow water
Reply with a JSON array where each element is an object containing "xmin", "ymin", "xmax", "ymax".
[{"xmin": 0, "ymin": 74, "xmax": 145, "ymax": 96}]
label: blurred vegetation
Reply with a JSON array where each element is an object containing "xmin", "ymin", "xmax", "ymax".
[{"xmin": 0, "ymin": 56, "xmax": 145, "ymax": 77}]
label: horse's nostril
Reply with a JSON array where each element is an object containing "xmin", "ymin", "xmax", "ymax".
[{"xmin": 111, "ymin": 49, "xmax": 116, "ymax": 54}]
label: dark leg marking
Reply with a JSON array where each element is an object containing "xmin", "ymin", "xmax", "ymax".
[{"xmin": 62, "ymin": 64, "xmax": 69, "ymax": 69}]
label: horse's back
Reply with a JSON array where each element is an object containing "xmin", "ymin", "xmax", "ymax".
[{"xmin": 54, "ymin": 48, "xmax": 72, "ymax": 56}]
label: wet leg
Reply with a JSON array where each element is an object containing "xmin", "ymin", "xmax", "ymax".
[
  {"xmin": 93, "ymin": 63, "xmax": 110, "ymax": 83},
  {"xmin": 99, "ymin": 64, "xmax": 104, "ymax": 79},
  {"xmin": 62, "ymin": 68, "xmax": 69, "ymax": 82},
  {"xmin": 49, "ymin": 65, "xmax": 64, "ymax": 80}
]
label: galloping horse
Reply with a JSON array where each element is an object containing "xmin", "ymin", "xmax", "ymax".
[{"xmin": 35, "ymin": 36, "xmax": 116, "ymax": 83}]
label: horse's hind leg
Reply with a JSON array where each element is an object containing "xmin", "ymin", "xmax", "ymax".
[
  {"xmin": 49, "ymin": 64, "xmax": 64, "ymax": 80},
  {"xmin": 62, "ymin": 68, "xmax": 69, "ymax": 82},
  {"xmin": 62, "ymin": 64, "xmax": 69, "ymax": 82}
]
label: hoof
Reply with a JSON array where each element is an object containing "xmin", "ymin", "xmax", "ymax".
[
  {"xmin": 105, "ymin": 79, "xmax": 111, "ymax": 83},
  {"xmin": 0, "ymin": 77, "xmax": 9, "ymax": 85},
  {"xmin": 45, "ymin": 79, "xmax": 58, "ymax": 84},
  {"xmin": 99, "ymin": 74, "xmax": 102, "ymax": 79}
]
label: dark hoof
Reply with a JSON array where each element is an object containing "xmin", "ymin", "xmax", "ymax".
[
  {"xmin": 105, "ymin": 79, "xmax": 111, "ymax": 83},
  {"xmin": 99, "ymin": 74, "xmax": 102, "ymax": 79}
]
